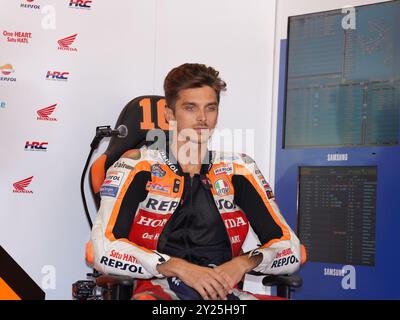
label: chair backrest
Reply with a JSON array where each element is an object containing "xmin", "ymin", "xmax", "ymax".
[{"xmin": 89, "ymin": 95, "xmax": 169, "ymax": 209}]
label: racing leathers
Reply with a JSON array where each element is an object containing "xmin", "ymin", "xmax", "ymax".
[{"xmin": 90, "ymin": 144, "xmax": 301, "ymax": 291}]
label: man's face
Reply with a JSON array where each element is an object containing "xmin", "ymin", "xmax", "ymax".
[{"xmin": 166, "ymin": 86, "xmax": 219, "ymax": 144}]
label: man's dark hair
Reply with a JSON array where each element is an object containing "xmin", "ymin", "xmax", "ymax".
[{"xmin": 164, "ymin": 63, "xmax": 227, "ymax": 108}]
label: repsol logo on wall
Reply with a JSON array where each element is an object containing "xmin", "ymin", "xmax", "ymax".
[{"xmin": 0, "ymin": 64, "xmax": 16, "ymax": 82}]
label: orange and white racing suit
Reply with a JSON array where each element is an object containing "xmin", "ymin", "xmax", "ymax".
[{"xmin": 90, "ymin": 144, "xmax": 301, "ymax": 299}]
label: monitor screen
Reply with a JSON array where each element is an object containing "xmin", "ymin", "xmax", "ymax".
[
  {"xmin": 284, "ymin": 1, "xmax": 400, "ymax": 148},
  {"xmin": 298, "ymin": 166, "xmax": 377, "ymax": 266}
]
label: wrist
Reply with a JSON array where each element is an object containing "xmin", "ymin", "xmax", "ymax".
[
  {"xmin": 156, "ymin": 257, "xmax": 185, "ymax": 278},
  {"xmin": 236, "ymin": 254, "xmax": 262, "ymax": 273}
]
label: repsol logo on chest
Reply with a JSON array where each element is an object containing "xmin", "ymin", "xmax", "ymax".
[
  {"xmin": 271, "ymin": 255, "xmax": 299, "ymax": 269},
  {"xmin": 100, "ymin": 256, "xmax": 144, "ymax": 274},
  {"xmin": 145, "ymin": 198, "xmax": 178, "ymax": 212}
]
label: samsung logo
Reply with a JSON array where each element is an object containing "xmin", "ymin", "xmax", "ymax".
[{"xmin": 327, "ymin": 153, "xmax": 348, "ymax": 161}]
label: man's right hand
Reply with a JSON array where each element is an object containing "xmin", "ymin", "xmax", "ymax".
[{"xmin": 156, "ymin": 257, "xmax": 233, "ymax": 300}]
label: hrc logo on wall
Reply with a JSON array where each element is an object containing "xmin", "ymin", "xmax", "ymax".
[
  {"xmin": 69, "ymin": 0, "xmax": 92, "ymax": 10},
  {"xmin": 46, "ymin": 71, "xmax": 69, "ymax": 81}
]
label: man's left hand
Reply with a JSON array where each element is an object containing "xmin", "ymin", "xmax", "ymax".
[{"xmin": 214, "ymin": 254, "xmax": 263, "ymax": 289}]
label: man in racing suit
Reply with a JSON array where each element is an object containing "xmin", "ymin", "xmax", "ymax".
[{"xmin": 90, "ymin": 63, "xmax": 301, "ymax": 300}]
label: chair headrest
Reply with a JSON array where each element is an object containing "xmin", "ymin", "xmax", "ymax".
[
  {"xmin": 103, "ymin": 95, "xmax": 168, "ymax": 171},
  {"xmin": 90, "ymin": 95, "xmax": 169, "ymax": 207}
]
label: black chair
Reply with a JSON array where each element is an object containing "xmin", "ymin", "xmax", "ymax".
[{"xmin": 73, "ymin": 95, "xmax": 304, "ymax": 300}]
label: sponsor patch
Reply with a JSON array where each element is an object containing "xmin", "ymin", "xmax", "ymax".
[
  {"xmin": 100, "ymin": 256, "xmax": 144, "ymax": 274},
  {"xmin": 130, "ymin": 210, "xmax": 173, "ymax": 248},
  {"xmin": 265, "ymin": 189, "xmax": 275, "ymax": 199},
  {"xmin": 270, "ymin": 255, "xmax": 299, "ymax": 269},
  {"xmin": 151, "ymin": 164, "xmax": 166, "ymax": 178},
  {"xmin": 144, "ymin": 197, "xmax": 179, "ymax": 212},
  {"xmin": 215, "ymin": 198, "xmax": 237, "ymax": 211},
  {"xmin": 103, "ymin": 172, "xmax": 124, "ymax": 187},
  {"xmin": 136, "ymin": 214, "xmax": 169, "ymax": 228},
  {"xmin": 146, "ymin": 181, "xmax": 170, "ymax": 194},
  {"xmin": 110, "ymin": 250, "xmax": 138, "ymax": 264},
  {"xmin": 100, "ymin": 185, "xmax": 119, "ymax": 197},
  {"xmin": 214, "ymin": 179, "xmax": 230, "ymax": 196},
  {"xmin": 231, "ymin": 235, "xmax": 241, "ymax": 244},
  {"xmin": 275, "ymin": 248, "xmax": 293, "ymax": 259},
  {"xmin": 223, "ymin": 216, "xmax": 247, "ymax": 229},
  {"xmin": 113, "ymin": 161, "xmax": 134, "ymax": 171},
  {"xmin": 255, "ymin": 166, "xmax": 275, "ymax": 199},
  {"xmin": 214, "ymin": 165, "xmax": 233, "ymax": 176}
]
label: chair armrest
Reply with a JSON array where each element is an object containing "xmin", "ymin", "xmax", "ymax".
[
  {"xmin": 262, "ymin": 274, "xmax": 303, "ymax": 288},
  {"xmin": 245, "ymin": 270, "xmax": 303, "ymax": 298},
  {"xmin": 95, "ymin": 274, "xmax": 134, "ymax": 288},
  {"xmin": 94, "ymin": 274, "xmax": 135, "ymax": 300}
]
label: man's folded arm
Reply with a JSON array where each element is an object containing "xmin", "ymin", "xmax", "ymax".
[
  {"xmin": 90, "ymin": 151, "xmax": 170, "ymax": 279},
  {"xmin": 232, "ymin": 155, "xmax": 301, "ymax": 275}
]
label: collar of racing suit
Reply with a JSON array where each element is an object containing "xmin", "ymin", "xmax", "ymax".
[{"xmin": 157, "ymin": 141, "xmax": 215, "ymax": 177}]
